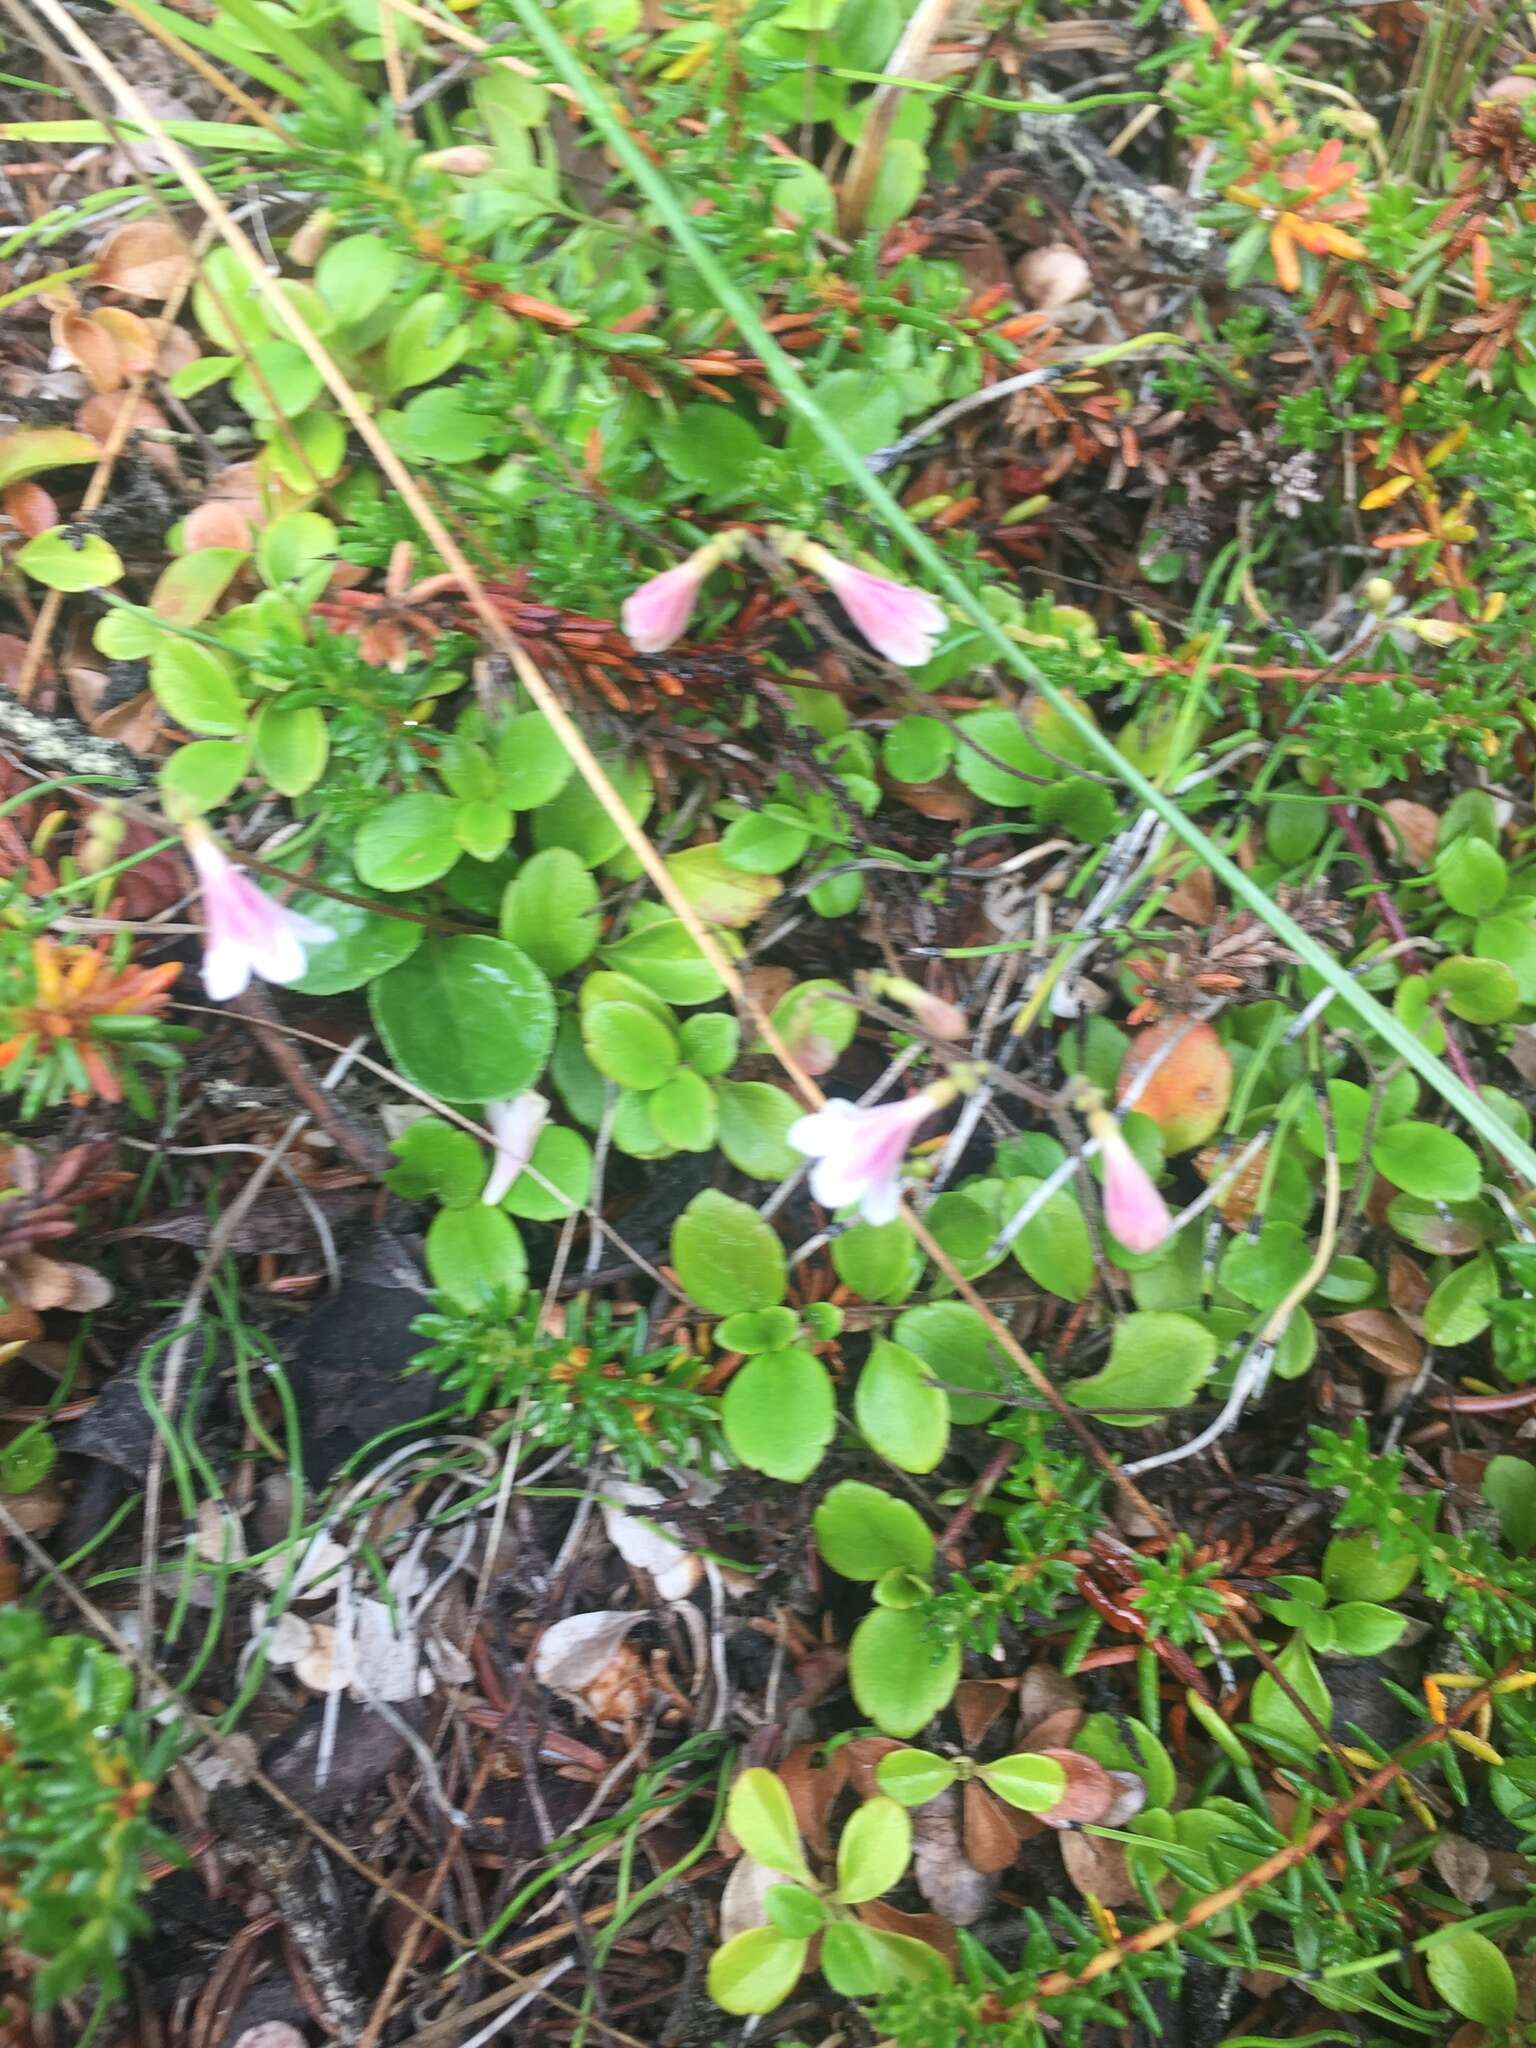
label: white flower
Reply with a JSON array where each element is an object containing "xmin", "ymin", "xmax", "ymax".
[
  {"xmin": 183, "ymin": 822, "xmax": 331, "ymax": 1002},
  {"xmin": 480, "ymin": 1091, "xmax": 549, "ymax": 1207},
  {"xmin": 788, "ymin": 1093, "xmax": 940, "ymax": 1225}
]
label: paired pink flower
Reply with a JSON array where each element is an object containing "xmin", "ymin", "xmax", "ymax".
[
  {"xmin": 792, "ymin": 540, "xmax": 946, "ymax": 668},
  {"xmin": 621, "ymin": 532, "xmax": 743, "ymax": 653},
  {"xmin": 183, "ymin": 821, "xmax": 332, "ymax": 1002},
  {"xmin": 1087, "ymin": 1105, "xmax": 1171, "ymax": 1254},
  {"xmin": 788, "ymin": 1091, "xmax": 940, "ymax": 1225},
  {"xmin": 480, "ymin": 1091, "xmax": 549, "ymax": 1208}
]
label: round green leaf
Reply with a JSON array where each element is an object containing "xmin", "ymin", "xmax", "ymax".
[
  {"xmin": 354, "ymin": 793, "xmax": 463, "ymax": 891},
  {"xmin": 149, "ymin": 640, "xmax": 246, "ymax": 735},
  {"xmin": 893, "ymin": 1302, "xmax": 1003, "ymax": 1424},
  {"xmin": 1430, "ymin": 954, "xmax": 1520, "ymax": 1024},
  {"xmin": 1321, "ymin": 1533, "xmax": 1419, "ymax": 1603},
  {"xmin": 382, "ymin": 292, "xmax": 469, "ymax": 393},
  {"xmin": 1371, "ymin": 1122, "xmax": 1481, "ymax": 1202},
  {"xmin": 387, "ymin": 1116, "xmax": 484, "ymax": 1203},
  {"xmin": 495, "ymin": 710, "xmax": 576, "ymax": 809},
  {"xmin": 978, "ymin": 1753, "xmax": 1069, "ymax": 1814},
  {"xmin": 707, "ymin": 1927, "xmax": 807, "ymax": 2017},
  {"xmin": 1484, "ymin": 1454, "xmax": 1536, "ymax": 1552},
  {"xmin": 229, "ymin": 338, "xmax": 324, "ymax": 421},
  {"xmin": 1423, "ymin": 1250, "xmax": 1497, "ymax": 1347},
  {"xmin": 159, "ymin": 739, "xmax": 250, "ymax": 814},
  {"xmin": 1325, "ymin": 1601, "xmax": 1407, "ymax": 1656},
  {"xmin": 952, "ymin": 708, "xmax": 1048, "ymax": 806},
  {"xmin": 1249, "ymin": 1631, "xmax": 1331, "ymax": 1750},
  {"xmin": 679, "ymin": 1010, "xmax": 739, "ymax": 1076},
  {"xmin": 849, "ymin": 1607, "xmax": 961, "ymax": 1738},
  {"xmin": 1066, "ymin": 1311, "xmax": 1217, "ymax": 1426},
  {"xmin": 1435, "ymin": 834, "xmax": 1507, "ymax": 916},
  {"xmin": 370, "ymin": 937, "xmax": 554, "ymax": 1103},
  {"xmin": 764, "ymin": 1884, "xmax": 826, "ymax": 1939},
  {"xmin": 716, "ymin": 1306, "xmax": 798, "ymax": 1354},
  {"xmin": 835, "ymin": 1796, "xmax": 911, "ymax": 1904},
  {"xmin": 500, "ymin": 848, "xmax": 600, "ymax": 977},
  {"xmin": 671, "ymin": 1189, "xmax": 785, "ymax": 1313},
  {"xmin": 500, "ymin": 1125, "xmax": 592, "ymax": 1220},
  {"xmin": 287, "ymin": 883, "xmax": 423, "ymax": 996},
  {"xmin": 716, "ymin": 1081, "xmax": 802, "ymax": 1179},
  {"xmin": 1297, "ymin": 1079, "xmax": 1371, "ymax": 1164},
  {"xmin": 646, "ymin": 1068, "xmax": 717, "ymax": 1151},
  {"xmin": 832, "ymin": 1218, "xmax": 921, "ymax": 1304},
  {"xmin": 1474, "ymin": 913, "xmax": 1536, "ymax": 1002},
  {"xmin": 602, "ymin": 912, "xmax": 724, "ymax": 1005},
  {"xmin": 1218, "ymin": 1223, "xmax": 1313, "ymax": 1312},
  {"xmin": 16, "ymin": 527, "xmax": 123, "ymax": 593},
  {"xmin": 581, "ymin": 1001, "xmax": 679, "ymax": 1089},
  {"xmin": 1007, "ymin": 1176, "xmax": 1093, "ymax": 1301},
  {"xmin": 722, "ymin": 1346, "xmax": 835, "ymax": 1482},
  {"xmin": 316, "ymin": 233, "xmax": 402, "ymax": 325},
  {"xmin": 532, "ymin": 754, "xmax": 651, "ymax": 864},
  {"xmin": 813, "ymin": 1479, "xmax": 934, "ymax": 1581},
  {"xmin": 252, "ymin": 699, "xmax": 327, "ymax": 796},
  {"xmin": 882, "ymin": 714, "xmax": 953, "ymax": 784},
  {"xmin": 425, "ymin": 1203, "xmax": 526, "ymax": 1310},
  {"xmin": 1424, "ymin": 1927, "xmax": 1517, "ymax": 2028},
  {"xmin": 854, "ymin": 1338, "xmax": 948, "ymax": 1474},
  {"xmin": 874, "ymin": 1748, "xmax": 958, "ymax": 1806},
  {"xmin": 726, "ymin": 1768, "xmax": 812, "ymax": 1880}
]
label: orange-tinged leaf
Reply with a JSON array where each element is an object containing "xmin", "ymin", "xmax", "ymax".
[
  {"xmin": 1271, "ymin": 222, "xmax": 1302, "ymax": 293},
  {"xmin": 93, "ymin": 219, "xmax": 191, "ymax": 300},
  {"xmin": 0, "ymin": 429, "xmax": 101, "ymax": 490}
]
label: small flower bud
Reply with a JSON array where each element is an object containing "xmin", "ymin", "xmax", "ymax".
[
  {"xmin": 422, "ymin": 146, "xmax": 495, "ymax": 176},
  {"xmin": 1363, "ymin": 576, "xmax": 1395, "ymax": 616},
  {"xmin": 287, "ymin": 209, "xmax": 334, "ymax": 268}
]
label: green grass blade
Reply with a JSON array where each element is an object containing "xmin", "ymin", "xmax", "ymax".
[
  {"xmin": 0, "ymin": 118, "xmax": 292, "ymax": 153},
  {"xmin": 111, "ymin": 0, "xmax": 302, "ymax": 99},
  {"xmin": 505, "ymin": 0, "xmax": 1536, "ymax": 1190}
]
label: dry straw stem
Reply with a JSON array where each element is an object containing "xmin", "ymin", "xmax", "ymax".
[{"xmin": 23, "ymin": 0, "xmax": 1353, "ymax": 1763}]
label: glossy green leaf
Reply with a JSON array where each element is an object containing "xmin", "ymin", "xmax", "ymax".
[
  {"xmin": 813, "ymin": 1480, "xmax": 933, "ymax": 1581},
  {"xmin": 849, "ymin": 1606, "xmax": 961, "ymax": 1737},
  {"xmin": 671, "ymin": 1189, "xmax": 785, "ymax": 1313},
  {"xmin": 370, "ymin": 937, "xmax": 554, "ymax": 1103},
  {"xmin": 354, "ymin": 793, "xmax": 463, "ymax": 891},
  {"xmin": 854, "ymin": 1338, "xmax": 948, "ymax": 1473},
  {"xmin": 722, "ymin": 1346, "xmax": 835, "ymax": 1482},
  {"xmin": 834, "ymin": 1796, "xmax": 911, "ymax": 1904},
  {"xmin": 726, "ymin": 1768, "xmax": 811, "ymax": 1880},
  {"xmin": 1371, "ymin": 1122, "xmax": 1481, "ymax": 1202}
]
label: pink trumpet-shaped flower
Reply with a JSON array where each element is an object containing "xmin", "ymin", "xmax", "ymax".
[
  {"xmin": 1089, "ymin": 1109, "xmax": 1172, "ymax": 1254},
  {"xmin": 788, "ymin": 1091, "xmax": 940, "ymax": 1225},
  {"xmin": 622, "ymin": 531, "xmax": 743, "ymax": 653},
  {"xmin": 797, "ymin": 542, "xmax": 946, "ymax": 667},
  {"xmin": 183, "ymin": 821, "xmax": 332, "ymax": 1003},
  {"xmin": 622, "ymin": 558, "xmax": 709, "ymax": 653},
  {"xmin": 480, "ymin": 1091, "xmax": 549, "ymax": 1208}
]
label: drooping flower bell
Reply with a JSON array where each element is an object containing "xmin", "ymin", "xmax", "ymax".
[
  {"xmin": 621, "ymin": 530, "xmax": 744, "ymax": 653},
  {"xmin": 779, "ymin": 533, "xmax": 946, "ymax": 667},
  {"xmin": 480, "ymin": 1091, "xmax": 549, "ymax": 1208},
  {"xmin": 789, "ymin": 1072, "xmax": 971, "ymax": 1225},
  {"xmin": 1083, "ymin": 1096, "xmax": 1171, "ymax": 1254},
  {"xmin": 182, "ymin": 821, "xmax": 332, "ymax": 1002}
]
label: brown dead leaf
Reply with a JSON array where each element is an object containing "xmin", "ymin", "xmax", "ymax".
[
  {"xmin": 76, "ymin": 393, "xmax": 180, "ymax": 478},
  {"xmin": 953, "ymin": 1678, "xmax": 1014, "ymax": 1748},
  {"xmin": 962, "ymin": 1779, "xmax": 1024, "ymax": 1874},
  {"xmin": 4, "ymin": 1251, "xmax": 112, "ymax": 1312},
  {"xmin": 853, "ymin": 1896, "xmax": 959, "ymax": 1966},
  {"xmin": 1163, "ymin": 865, "xmax": 1217, "ymax": 923},
  {"xmin": 94, "ymin": 307, "xmax": 158, "ymax": 377},
  {"xmin": 3, "ymin": 480, "xmax": 57, "ymax": 537},
  {"xmin": 93, "ymin": 690, "xmax": 165, "ymax": 758},
  {"xmin": 1019, "ymin": 1705, "xmax": 1084, "ymax": 1753},
  {"xmin": 1016, "ymin": 1663, "xmax": 1081, "ymax": 1736},
  {"xmin": 1, "ymin": 1476, "xmax": 64, "ymax": 1535},
  {"xmin": 1388, "ymin": 1252, "xmax": 1431, "ymax": 1324},
  {"xmin": 840, "ymin": 1735, "xmax": 898, "ymax": 1805},
  {"xmin": 94, "ymin": 220, "xmax": 192, "ymax": 300},
  {"xmin": 1194, "ymin": 1137, "xmax": 1270, "ymax": 1229},
  {"xmin": 911, "ymin": 1790, "xmax": 996, "ymax": 1921},
  {"xmin": 1378, "ymin": 799, "xmax": 1439, "ymax": 870},
  {"xmin": 55, "ymin": 310, "xmax": 125, "ymax": 393},
  {"xmin": 1036, "ymin": 1749, "xmax": 1118, "ymax": 1827},
  {"xmin": 777, "ymin": 1741, "xmax": 849, "ymax": 1859},
  {"xmin": 884, "ymin": 777, "xmax": 977, "ymax": 824},
  {"xmin": 1059, "ymin": 1827, "xmax": 1142, "ymax": 1907},
  {"xmin": 0, "ymin": 1302, "xmax": 43, "ymax": 1347},
  {"xmin": 184, "ymin": 499, "xmax": 255, "ymax": 552},
  {"xmin": 1431, "ymin": 1833, "xmax": 1492, "ymax": 1905},
  {"xmin": 1324, "ymin": 1308, "xmax": 1423, "ymax": 1378}
]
